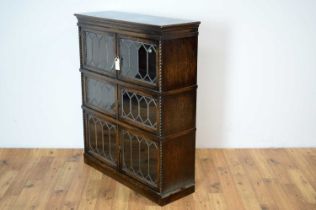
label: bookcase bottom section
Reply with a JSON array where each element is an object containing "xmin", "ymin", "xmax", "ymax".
[{"xmin": 84, "ymin": 152, "xmax": 195, "ymax": 206}]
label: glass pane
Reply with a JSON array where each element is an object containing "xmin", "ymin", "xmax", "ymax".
[
  {"xmin": 121, "ymin": 89, "xmax": 157, "ymax": 129},
  {"xmin": 85, "ymin": 31, "xmax": 115, "ymax": 73},
  {"xmin": 120, "ymin": 39, "xmax": 157, "ymax": 84},
  {"xmin": 86, "ymin": 77, "xmax": 116, "ymax": 114},
  {"xmin": 86, "ymin": 113, "xmax": 117, "ymax": 166},
  {"xmin": 121, "ymin": 129, "xmax": 158, "ymax": 186}
]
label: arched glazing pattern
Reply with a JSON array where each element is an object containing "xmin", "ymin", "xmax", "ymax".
[
  {"xmin": 120, "ymin": 39, "xmax": 157, "ymax": 84},
  {"xmin": 121, "ymin": 89, "xmax": 157, "ymax": 129},
  {"xmin": 85, "ymin": 31, "xmax": 115, "ymax": 73},
  {"xmin": 121, "ymin": 129, "xmax": 158, "ymax": 187},
  {"xmin": 86, "ymin": 113, "xmax": 117, "ymax": 166}
]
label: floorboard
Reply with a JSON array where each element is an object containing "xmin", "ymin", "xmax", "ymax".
[{"xmin": 0, "ymin": 148, "xmax": 315, "ymax": 210}]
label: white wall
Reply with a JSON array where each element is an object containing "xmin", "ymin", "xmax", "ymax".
[{"xmin": 0, "ymin": 0, "xmax": 315, "ymax": 148}]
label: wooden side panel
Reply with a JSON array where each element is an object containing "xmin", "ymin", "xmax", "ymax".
[
  {"xmin": 162, "ymin": 89, "xmax": 196, "ymax": 135},
  {"xmin": 161, "ymin": 36, "xmax": 198, "ymax": 90},
  {"xmin": 162, "ymin": 132, "xmax": 196, "ymax": 194}
]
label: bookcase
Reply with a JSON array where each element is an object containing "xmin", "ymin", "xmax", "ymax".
[{"xmin": 75, "ymin": 11, "xmax": 200, "ymax": 205}]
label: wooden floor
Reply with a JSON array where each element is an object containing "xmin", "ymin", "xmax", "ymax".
[{"xmin": 0, "ymin": 149, "xmax": 315, "ymax": 210}]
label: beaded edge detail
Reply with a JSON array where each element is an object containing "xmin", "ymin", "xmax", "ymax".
[{"xmin": 158, "ymin": 40, "xmax": 163, "ymax": 192}]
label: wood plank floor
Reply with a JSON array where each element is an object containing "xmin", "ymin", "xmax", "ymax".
[{"xmin": 0, "ymin": 149, "xmax": 315, "ymax": 210}]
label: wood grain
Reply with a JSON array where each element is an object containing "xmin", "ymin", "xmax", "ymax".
[{"xmin": 0, "ymin": 148, "xmax": 315, "ymax": 210}]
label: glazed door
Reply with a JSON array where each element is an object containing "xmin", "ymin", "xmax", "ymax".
[
  {"xmin": 118, "ymin": 36, "xmax": 158, "ymax": 87},
  {"xmin": 120, "ymin": 128, "xmax": 160, "ymax": 188},
  {"xmin": 83, "ymin": 75, "xmax": 117, "ymax": 117},
  {"xmin": 119, "ymin": 86, "xmax": 159, "ymax": 132},
  {"xmin": 82, "ymin": 29, "xmax": 116, "ymax": 77},
  {"xmin": 84, "ymin": 112, "xmax": 118, "ymax": 167}
]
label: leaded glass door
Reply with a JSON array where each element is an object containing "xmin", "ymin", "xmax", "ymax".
[
  {"xmin": 120, "ymin": 128, "xmax": 159, "ymax": 188},
  {"xmin": 83, "ymin": 75, "xmax": 117, "ymax": 117},
  {"xmin": 82, "ymin": 29, "xmax": 116, "ymax": 77},
  {"xmin": 119, "ymin": 87, "xmax": 159, "ymax": 132},
  {"xmin": 118, "ymin": 37, "xmax": 158, "ymax": 87},
  {"xmin": 84, "ymin": 112, "xmax": 118, "ymax": 167}
]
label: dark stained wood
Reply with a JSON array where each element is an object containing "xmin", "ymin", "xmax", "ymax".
[
  {"xmin": 161, "ymin": 132, "xmax": 196, "ymax": 194},
  {"xmin": 75, "ymin": 11, "xmax": 200, "ymax": 40},
  {"xmin": 161, "ymin": 36, "xmax": 198, "ymax": 90},
  {"xmin": 75, "ymin": 11, "xmax": 200, "ymax": 205},
  {"xmin": 76, "ymin": 11, "xmax": 199, "ymax": 27},
  {"xmin": 162, "ymin": 89, "xmax": 197, "ymax": 135}
]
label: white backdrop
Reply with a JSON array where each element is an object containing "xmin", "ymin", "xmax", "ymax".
[{"xmin": 0, "ymin": 0, "xmax": 315, "ymax": 148}]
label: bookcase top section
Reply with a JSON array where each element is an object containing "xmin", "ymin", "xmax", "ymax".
[{"xmin": 75, "ymin": 11, "xmax": 200, "ymax": 28}]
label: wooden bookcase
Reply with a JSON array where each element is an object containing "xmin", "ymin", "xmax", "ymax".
[{"xmin": 75, "ymin": 11, "xmax": 200, "ymax": 205}]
